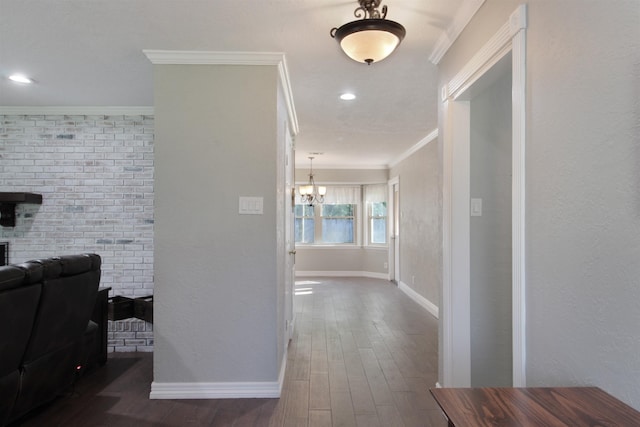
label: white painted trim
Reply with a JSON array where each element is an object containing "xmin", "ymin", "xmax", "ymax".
[
  {"xmin": 388, "ymin": 176, "xmax": 400, "ymax": 284},
  {"xmin": 295, "ymin": 271, "xmax": 389, "ymax": 280},
  {"xmin": 0, "ymin": 106, "xmax": 154, "ymax": 115},
  {"xmin": 142, "ymin": 50, "xmax": 298, "ymax": 136},
  {"xmin": 295, "ymin": 245, "xmax": 363, "ymax": 250},
  {"xmin": 442, "ymin": 99, "xmax": 471, "ymax": 387},
  {"xmin": 398, "ymin": 281, "xmax": 439, "ymax": 319},
  {"xmin": 429, "ymin": 0, "xmax": 486, "ymax": 65},
  {"xmin": 446, "ymin": 23, "xmax": 512, "ymax": 100},
  {"xmin": 387, "ymin": 129, "xmax": 438, "ymax": 168},
  {"xmin": 309, "ymin": 164, "xmax": 389, "ymax": 170},
  {"xmin": 441, "ymin": 4, "xmax": 527, "ymax": 388},
  {"xmin": 150, "ymin": 380, "xmax": 281, "ymax": 399},
  {"xmin": 510, "ymin": 3, "xmax": 528, "ymax": 387}
]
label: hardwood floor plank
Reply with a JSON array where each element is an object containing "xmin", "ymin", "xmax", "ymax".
[
  {"xmin": 309, "ymin": 410, "xmax": 332, "ymax": 427},
  {"xmin": 375, "ymin": 404, "xmax": 405, "ymax": 427},
  {"xmin": 330, "ymin": 391, "xmax": 357, "ymax": 427},
  {"xmin": 347, "ymin": 376, "xmax": 376, "ymax": 415},
  {"xmin": 284, "ymin": 380, "xmax": 309, "ymax": 421},
  {"xmin": 359, "ymin": 348, "xmax": 394, "ymax": 406},
  {"xmin": 328, "ymin": 361, "xmax": 350, "ymax": 394},
  {"xmin": 309, "ymin": 373, "xmax": 331, "ymax": 410}
]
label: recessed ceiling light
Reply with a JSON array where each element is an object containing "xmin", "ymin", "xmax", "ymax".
[
  {"xmin": 9, "ymin": 74, "xmax": 33, "ymax": 84},
  {"xmin": 340, "ymin": 93, "xmax": 356, "ymax": 101}
]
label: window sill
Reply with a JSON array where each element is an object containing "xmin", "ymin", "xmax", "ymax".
[{"xmin": 295, "ymin": 245, "xmax": 388, "ymax": 250}]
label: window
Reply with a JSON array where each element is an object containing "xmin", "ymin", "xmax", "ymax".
[
  {"xmin": 294, "ymin": 204, "xmax": 314, "ymax": 244},
  {"xmin": 321, "ymin": 204, "xmax": 355, "ymax": 244},
  {"xmin": 294, "ymin": 185, "xmax": 360, "ymax": 245},
  {"xmin": 365, "ymin": 184, "xmax": 388, "ymax": 246},
  {"xmin": 369, "ymin": 201, "xmax": 387, "ymax": 244}
]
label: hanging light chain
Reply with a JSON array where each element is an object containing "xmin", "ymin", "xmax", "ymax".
[{"xmin": 354, "ymin": 0, "xmax": 388, "ymax": 19}]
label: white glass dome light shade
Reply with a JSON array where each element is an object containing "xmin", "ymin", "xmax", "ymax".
[{"xmin": 332, "ymin": 19, "xmax": 405, "ymax": 64}]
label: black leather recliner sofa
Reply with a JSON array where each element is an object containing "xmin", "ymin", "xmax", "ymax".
[{"xmin": 0, "ymin": 254, "xmax": 101, "ymax": 426}]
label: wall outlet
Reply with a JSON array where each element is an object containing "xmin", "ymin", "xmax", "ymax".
[
  {"xmin": 384, "ymin": 262, "xmax": 388, "ymax": 269},
  {"xmin": 412, "ymin": 275, "xmax": 415, "ymax": 285}
]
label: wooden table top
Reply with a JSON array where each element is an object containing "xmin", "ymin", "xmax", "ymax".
[{"xmin": 430, "ymin": 387, "xmax": 640, "ymax": 426}]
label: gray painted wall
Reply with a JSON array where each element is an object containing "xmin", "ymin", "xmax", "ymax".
[
  {"xmin": 389, "ymin": 141, "xmax": 441, "ymax": 307},
  {"xmin": 439, "ymin": 0, "xmax": 640, "ymax": 408},
  {"xmin": 470, "ymin": 69, "xmax": 512, "ymax": 387},
  {"xmin": 153, "ymin": 64, "xmax": 283, "ymax": 383}
]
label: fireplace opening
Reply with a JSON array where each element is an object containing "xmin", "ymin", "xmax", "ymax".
[{"xmin": 0, "ymin": 242, "xmax": 8, "ymax": 266}]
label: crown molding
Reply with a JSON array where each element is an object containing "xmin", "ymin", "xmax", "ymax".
[
  {"xmin": 143, "ymin": 50, "xmax": 298, "ymax": 135},
  {"xmin": 445, "ymin": 4, "xmax": 527, "ymax": 101},
  {"xmin": 429, "ymin": 0, "xmax": 486, "ymax": 65},
  {"xmin": 0, "ymin": 106, "xmax": 154, "ymax": 116},
  {"xmin": 388, "ymin": 128, "xmax": 438, "ymax": 168}
]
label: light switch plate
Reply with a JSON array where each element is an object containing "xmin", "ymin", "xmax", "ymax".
[
  {"xmin": 239, "ymin": 197, "xmax": 263, "ymax": 215},
  {"xmin": 471, "ymin": 198, "xmax": 482, "ymax": 216}
]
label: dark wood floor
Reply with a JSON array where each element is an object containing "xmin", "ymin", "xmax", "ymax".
[{"xmin": 13, "ymin": 277, "xmax": 446, "ymax": 427}]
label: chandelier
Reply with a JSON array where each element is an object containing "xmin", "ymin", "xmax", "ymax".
[
  {"xmin": 330, "ymin": 0, "xmax": 406, "ymax": 65},
  {"xmin": 299, "ymin": 157, "xmax": 326, "ymax": 206}
]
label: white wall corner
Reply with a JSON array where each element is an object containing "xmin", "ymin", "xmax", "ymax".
[
  {"xmin": 429, "ymin": 0, "xmax": 487, "ymax": 65},
  {"xmin": 398, "ymin": 281, "xmax": 439, "ymax": 319},
  {"xmin": 278, "ymin": 345, "xmax": 288, "ymax": 395}
]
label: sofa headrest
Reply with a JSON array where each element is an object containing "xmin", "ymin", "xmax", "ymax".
[
  {"xmin": 59, "ymin": 254, "xmax": 101, "ymax": 276},
  {"xmin": 24, "ymin": 253, "xmax": 101, "ymax": 279},
  {"xmin": 29, "ymin": 258, "xmax": 62, "ymax": 279},
  {"xmin": 0, "ymin": 266, "xmax": 26, "ymax": 292},
  {"xmin": 16, "ymin": 262, "xmax": 44, "ymax": 284}
]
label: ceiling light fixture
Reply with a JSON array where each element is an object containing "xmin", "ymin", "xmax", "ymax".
[
  {"xmin": 299, "ymin": 156, "xmax": 326, "ymax": 206},
  {"xmin": 330, "ymin": 0, "xmax": 406, "ymax": 65},
  {"xmin": 340, "ymin": 93, "xmax": 356, "ymax": 100},
  {"xmin": 8, "ymin": 74, "xmax": 33, "ymax": 84}
]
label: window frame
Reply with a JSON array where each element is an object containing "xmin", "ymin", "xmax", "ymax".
[
  {"xmin": 295, "ymin": 202, "xmax": 359, "ymax": 246},
  {"xmin": 366, "ymin": 200, "xmax": 388, "ymax": 247}
]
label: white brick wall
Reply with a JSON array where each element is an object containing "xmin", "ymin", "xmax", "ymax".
[{"xmin": 0, "ymin": 114, "xmax": 154, "ymax": 352}]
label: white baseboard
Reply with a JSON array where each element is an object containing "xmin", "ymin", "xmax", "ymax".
[
  {"xmin": 150, "ymin": 349, "xmax": 288, "ymax": 400},
  {"xmin": 398, "ymin": 281, "xmax": 439, "ymax": 319},
  {"xmin": 296, "ymin": 270, "xmax": 389, "ymax": 280},
  {"xmin": 150, "ymin": 380, "xmax": 282, "ymax": 399}
]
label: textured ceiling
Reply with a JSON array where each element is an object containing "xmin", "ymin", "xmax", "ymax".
[{"xmin": 0, "ymin": 0, "xmax": 467, "ymax": 168}]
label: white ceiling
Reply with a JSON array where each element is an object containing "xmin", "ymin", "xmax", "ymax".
[{"xmin": 0, "ymin": 0, "xmax": 474, "ymax": 168}]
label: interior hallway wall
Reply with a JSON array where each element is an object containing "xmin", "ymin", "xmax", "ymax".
[{"xmin": 389, "ymin": 141, "xmax": 441, "ymax": 309}]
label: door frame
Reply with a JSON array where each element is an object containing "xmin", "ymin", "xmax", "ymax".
[
  {"xmin": 441, "ymin": 4, "xmax": 527, "ymax": 387},
  {"xmin": 388, "ymin": 176, "xmax": 400, "ymax": 283},
  {"xmin": 284, "ymin": 130, "xmax": 295, "ymax": 343}
]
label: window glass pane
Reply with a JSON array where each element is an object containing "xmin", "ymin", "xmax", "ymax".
[
  {"xmin": 371, "ymin": 202, "xmax": 387, "ymax": 217},
  {"xmin": 321, "ymin": 204, "xmax": 354, "ymax": 217},
  {"xmin": 371, "ymin": 218, "xmax": 386, "ymax": 244},
  {"xmin": 295, "ymin": 204, "xmax": 314, "ymax": 217},
  {"xmin": 295, "ymin": 218, "xmax": 315, "ymax": 243},
  {"xmin": 322, "ymin": 218, "xmax": 354, "ymax": 243}
]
